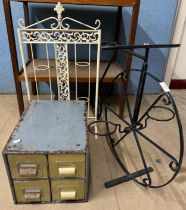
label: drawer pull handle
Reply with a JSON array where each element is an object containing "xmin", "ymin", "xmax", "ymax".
[
  {"xmin": 23, "ymin": 189, "xmax": 41, "ymax": 201},
  {"xmin": 60, "ymin": 190, "xmax": 76, "ymax": 200},
  {"xmin": 58, "ymin": 166, "xmax": 76, "ymax": 176},
  {"xmin": 19, "ymin": 163, "xmax": 38, "ymax": 176}
]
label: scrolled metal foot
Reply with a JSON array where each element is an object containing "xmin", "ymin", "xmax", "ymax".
[{"xmin": 169, "ymin": 160, "xmax": 179, "ymax": 172}]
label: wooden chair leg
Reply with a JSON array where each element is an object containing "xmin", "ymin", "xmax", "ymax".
[{"xmin": 31, "ymin": 82, "xmax": 37, "ymax": 95}]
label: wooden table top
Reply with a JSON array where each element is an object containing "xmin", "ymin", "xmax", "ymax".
[{"xmin": 14, "ymin": 0, "xmax": 139, "ymax": 7}]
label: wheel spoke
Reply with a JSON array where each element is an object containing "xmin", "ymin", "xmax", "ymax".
[
  {"xmin": 114, "ymin": 132, "xmax": 130, "ymax": 146},
  {"xmin": 136, "ymin": 129, "xmax": 178, "ymax": 164}
]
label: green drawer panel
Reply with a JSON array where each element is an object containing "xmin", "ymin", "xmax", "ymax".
[
  {"xmin": 8, "ymin": 155, "xmax": 48, "ymax": 179},
  {"xmin": 48, "ymin": 154, "xmax": 85, "ymax": 178},
  {"xmin": 51, "ymin": 179, "xmax": 85, "ymax": 201},
  {"xmin": 13, "ymin": 180, "xmax": 51, "ymax": 203}
]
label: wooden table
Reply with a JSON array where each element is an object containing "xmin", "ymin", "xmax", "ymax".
[{"xmin": 3, "ymin": 0, "xmax": 140, "ymax": 116}]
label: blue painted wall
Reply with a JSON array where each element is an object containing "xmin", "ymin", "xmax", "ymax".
[
  {"xmin": 0, "ymin": 0, "xmax": 178, "ymax": 93},
  {"xmin": 122, "ymin": 0, "xmax": 178, "ymax": 93}
]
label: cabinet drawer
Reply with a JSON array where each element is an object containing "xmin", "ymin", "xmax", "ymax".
[
  {"xmin": 48, "ymin": 154, "xmax": 85, "ymax": 178},
  {"xmin": 13, "ymin": 180, "xmax": 50, "ymax": 203},
  {"xmin": 51, "ymin": 179, "xmax": 85, "ymax": 201},
  {"xmin": 8, "ymin": 155, "xmax": 48, "ymax": 179}
]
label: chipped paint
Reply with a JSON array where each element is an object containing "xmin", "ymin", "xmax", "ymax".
[{"xmin": 6, "ymin": 100, "xmax": 87, "ymax": 153}]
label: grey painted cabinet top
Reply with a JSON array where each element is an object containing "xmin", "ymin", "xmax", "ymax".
[{"xmin": 5, "ymin": 100, "xmax": 87, "ymax": 153}]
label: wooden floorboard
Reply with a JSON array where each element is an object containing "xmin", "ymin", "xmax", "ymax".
[
  {"xmin": 0, "ymin": 91, "xmax": 186, "ymax": 210},
  {"xmin": 104, "ymin": 91, "xmax": 186, "ymax": 210}
]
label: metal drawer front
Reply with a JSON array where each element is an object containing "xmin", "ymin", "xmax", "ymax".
[
  {"xmin": 13, "ymin": 180, "xmax": 51, "ymax": 203},
  {"xmin": 51, "ymin": 180, "xmax": 85, "ymax": 201},
  {"xmin": 8, "ymin": 155, "xmax": 48, "ymax": 179},
  {"xmin": 48, "ymin": 154, "xmax": 85, "ymax": 178}
]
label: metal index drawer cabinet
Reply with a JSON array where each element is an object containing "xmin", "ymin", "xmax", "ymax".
[{"xmin": 3, "ymin": 100, "xmax": 89, "ymax": 204}]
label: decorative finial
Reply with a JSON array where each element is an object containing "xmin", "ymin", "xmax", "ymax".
[{"xmin": 54, "ymin": 2, "xmax": 65, "ymax": 21}]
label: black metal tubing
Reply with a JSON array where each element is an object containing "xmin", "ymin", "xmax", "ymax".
[
  {"xmin": 122, "ymin": 75, "xmax": 152, "ymax": 186},
  {"xmin": 135, "ymin": 129, "xmax": 179, "ymax": 166},
  {"xmin": 105, "ymin": 167, "xmax": 153, "ymax": 188},
  {"xmin": 102, "ymin": 43, "xmax": 180, "ymax": 50},
  {"xmin": 88, "ymin": 120, "xmax": 125, "ymax": 137},
  {"xmin": 97, "ymin": 48, "xmax": 118, "ymax": 118},
  {"xmin": 103, "ymin": 74, "xmax": 150, "ymax": 187},
  {"xmin": 88, "ymin": 44, "xmax": 184, "ymax": 188},
  {"xmin": 99, "ymin": 44, "xmax": 180, "ymax": 118},
  {"xmin": 103, "ymin": 70, "xmax": 184, "ymax": 188},
  {"xmin": 132, "ymin": 48, "xmax": 149, "ymax": 125}
]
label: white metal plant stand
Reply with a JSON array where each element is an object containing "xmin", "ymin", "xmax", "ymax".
[{"xmin": 18, "ymin": 2, "xmax": 101, "ymax": 125}]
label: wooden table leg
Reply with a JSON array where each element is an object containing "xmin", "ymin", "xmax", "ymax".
[
  {"xmin": 119, "ymin": 2, "xmax": 140, "ymax": 118},
  {"xmin": 3, "ymin": 0, "xmax": 24, "ymax": 115},
  {"xmin": 114, "ymin": 6, "xmax": 122, "ymax": 45}
]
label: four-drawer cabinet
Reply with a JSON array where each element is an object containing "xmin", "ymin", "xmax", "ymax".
[{"xmin": 3, "ymin": 100, "xmax": 89, "ymax": 204}]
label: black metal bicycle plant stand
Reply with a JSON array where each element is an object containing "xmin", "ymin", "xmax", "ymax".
[{"xmin": 88, "ymin": 44, "xmax": 184, "ymax": 188}]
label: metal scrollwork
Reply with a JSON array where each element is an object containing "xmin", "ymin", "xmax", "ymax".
[
  {"xmin": 169, "ymin": 160, "xmax": 179, "ymax": 172},
  {"xmin": 61, "ymin": 18, "xmax": 101, "ymax": 30},
  {"xmin": 162, "ymin": 94, "xmax": 171, "ymax": 105},
  {"xmin": 20, "ymin": 31, "xmax": 99, "ymax": 44},
  {"xmin": 18, "ymin": 1, "xmax": 101, "ymax": 128},
  {"xmin": 18, "ymin": 2, "xmax": 101, "ymax": 31},
  {"xmin": 55, "ymin": 44, "xmax": 70, "ymax": 100},
  {"xmin": 18, "ymin": 17, "xmax": 60, "ymax": 30}
]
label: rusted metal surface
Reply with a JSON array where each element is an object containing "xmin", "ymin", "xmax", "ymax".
[
  {"xmin": 7, "ymin": 154, "xmax": 48, "ymax": 179},
  {"xmin": 23, "ymin": 189, "xmax": 41, "ymax": 201},
  {"xmin": 13, "ymin": 180, "xmax": 51, "ymax": 203},
  {"xmin": 19, "ymin": 163, "xmax": 38, "ymax": 177},
  {"xmin": 3, "ymin": 100, "xmax": 89, "ymax": 204},
  {"xmin": 6, "ymin": 100, "xmax": 87, "ymax": 153}
]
